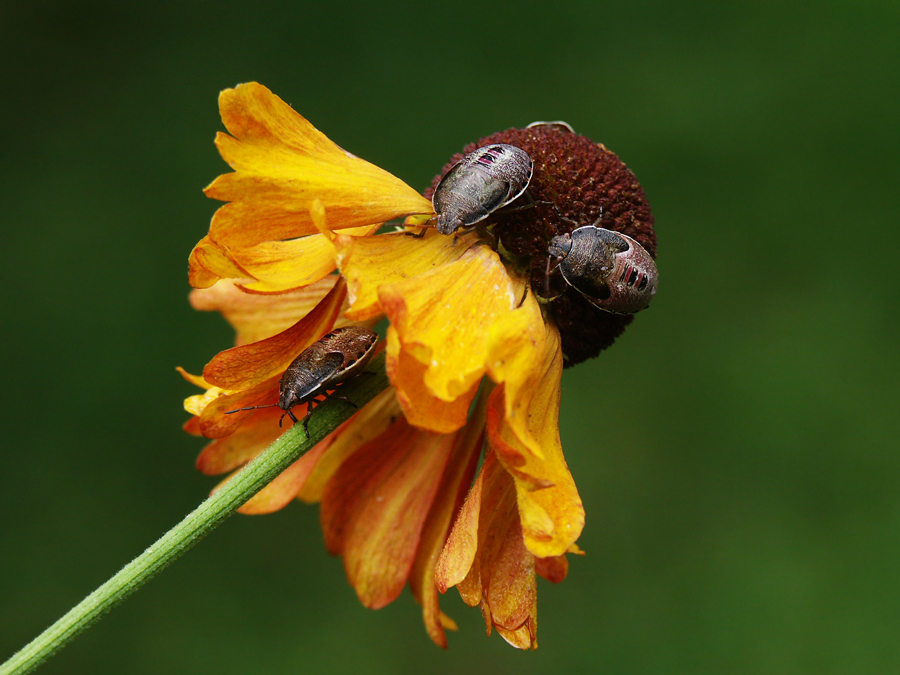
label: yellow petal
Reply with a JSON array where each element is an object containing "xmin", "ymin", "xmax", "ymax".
[
  {"xmin": 379, "ymin": 244, "xmax": 520, "ymax": 402},
  {"xmin": 188, "ymin": 235, "xmax": 250, "ymax": 289},
  {"xmin": 204, "ymin": 83, "xmax": 432, "ymax": 250},
  {"xmin": 487, "ymin": 328, "xmax": 585, "ymax": 559},
  {"xmin": 485, "ymin": 288, "xmax": 549, "ymax": 459},
  {"xmin": 385, "ymin": 326, "xmax": 478, "ymax": 434},
  {"xmin": 335, "ymin": 229, "xmax": 470, "ymax": 321}
]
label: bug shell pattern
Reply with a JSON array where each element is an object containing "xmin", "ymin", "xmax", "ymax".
[
  {"xmin": 431, "ymin": 144, "xmax": 534, "ymax": 235},
  {"xmin": 279, "ymin": 325, "xmax": 379, "ymax": 413},
  {"xmin": 549, "ymin": 226, "xmax": 658, "ymax": 315}
]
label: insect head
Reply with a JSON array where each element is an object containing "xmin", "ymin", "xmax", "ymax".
[
  {"xmin": 431, "ymin": 144, "xmax": 533, "ymax": 235},
  {"xmin": 548, "ymin": 224, "xmax": 658, "ymax": 314}
]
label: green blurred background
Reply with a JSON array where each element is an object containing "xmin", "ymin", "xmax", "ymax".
[{"xmin": 2, "ymin": 1, "xmax": 898, "ymax": 673}]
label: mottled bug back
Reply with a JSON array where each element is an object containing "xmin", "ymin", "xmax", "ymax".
[
  {"xmin": 550, "ymin": 226, "xmax": 658, "ymax": 315},
  {"xmin": 279, "ymin": 349, "xmax": 344, "ymax": 411},
  {"xmin": 432, "ymin": 144, "xmax": 533, "ymax": 235}
]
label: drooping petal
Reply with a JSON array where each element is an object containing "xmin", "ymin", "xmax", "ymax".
[
  {"xmin": 321, "ymin": 418, "xmax": 455, "ymax": 609},
  {"xmin": 189, "ymin": 277, "xmax": 340, "ymax": 346},
  {"xmin": 379, "ymin": 245, "xmax": 522, "ymax": 405},
  {"xmin": 196, "ymin": 406, "xmax": 285, "ymax": 474},
  {"xmin": 436, "ymin": 451, "xmax": 538, "ymax": 650},
  {"xmin": 485, "ymin": 289, "xmax": 550, "ymax": 458},
  {"xmin": 296, "ymin": 387, "xmax": 401, "ymax": 503},
  {"xmin": 204, "ymin": 83, "xmax": 433, "ymax": 250},
  {"xmin": 335, "ymin": 229, "xmax": 472, "ymax": 321},
  {"xmin": 237, "ymin": 436, "xmax": 334, "ymax": 515},
  {"xmin": 408, "ymin": 392, "xmax": 486, "ymax": 648},
  {"xmin": 201, "ymin": 278, "xmax": 346, "ymax": 390},
  {"xmin": 487, "ymin": 327, "xmax": 585, "ymax": 559},
  {"xmin": 385, "ymin": 327, "xmax": 478, "ymax": 434}
]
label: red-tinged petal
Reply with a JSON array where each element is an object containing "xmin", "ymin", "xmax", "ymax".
[
  {"xmin": 198, "ymin": 377, "xmax": 281, "ymax": 439},
  {"xmin": 438, "ymin": 451, "xmax": 539, "ymax": 649},
  {"xmin": 335, "ymin": 229, "xmax": 471, "ymax": 321},
  {"xmin": 201, "ymin": 278, "xmax": 346, "ymax": 389},
  {"xmin": 321, "ymin": 418, "xmax": 455, "ymax": 609},
  {"xmin": 189, "ymin": 277, "xmax": 340, "ymax": 347},
  {"xmin": 183, "ymin": 416, "xmax": 202, "ymax": 436},
  {"xmin": 379, "ymin": 244, "xmax": 521, "ymax": 403},
  {"xmin": 296, "ymin": 387, "xmax": 401, "ymax": 503},
  {"xmin": 196, "ymin": 406, "xmax": 285, "ymax": 475},
  {"xmin": 495, "ymin": 620, "xmax": 538, "ymax": 651},
  {"xmin": 435, "ymin": 458, "xmax": 485, "ymax": 594},
  {"xmin": 408, "ymin": 395, "xmax": 486, "ymax": 648},
  {"xmin": 535, "ymin": 554, "xmax": 570, "ymax": 584},
  {"xmin": 487, "ymin": 329, "xmax": 585, "ymax": 559},
  {"xmin": 204, "ymin": 83, "xmax": 432, "ymax": 250},
  {"xmin": 385, "ymin": 326, "xmax": 477, "ymax": 434},
  {"xmin": 238, "ymin": 438, "xmax": 333, "ymax": 515}
]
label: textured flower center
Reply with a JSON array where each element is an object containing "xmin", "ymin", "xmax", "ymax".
[{"xmin": 426, "ymin": 125, "xmax": 657, "ymax": 366}]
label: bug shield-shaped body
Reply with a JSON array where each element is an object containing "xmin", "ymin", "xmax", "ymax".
[
  {"xmin": 279, "ymin": 325, "xmax": 378, "ymax": 416},
  {"xmin": 432, "ymin": 144, "xmax": 533, "ymax": 235},
  {"xmin": 549, "ymin": 225, "xmax": 658, "ymax": 314}
]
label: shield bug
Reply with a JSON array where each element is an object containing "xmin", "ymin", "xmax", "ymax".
[
  {"xmin": 431, "ymin": 144, "xmax": 534, "ymax": 236},
  {"xmin": 526, "ymin": 120, "xmax": 575, "ymax": 133},
  {"xmin": 548, "ymin": 224, "xmax": 658, "ymax": 314},
  {"xmin": 225, "ymin": 325, "xmax": 379, "ymax": 438}
]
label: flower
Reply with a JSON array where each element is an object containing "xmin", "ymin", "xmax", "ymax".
[{"xmin": 181, "ymin": 83, "xmax": 655, "ymax": 649}]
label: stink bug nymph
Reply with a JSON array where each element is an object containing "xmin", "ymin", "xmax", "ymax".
[
  {"xmin": 225, "ymin": 325, "xmax": 379, "ymax": 438},
  {"xmin": 548, "ymin": 224, "xmax": 658, "ymax": 314},
  {"xmin": 431, "ymin": 144, "xmax": 534, "ymax": 236}
]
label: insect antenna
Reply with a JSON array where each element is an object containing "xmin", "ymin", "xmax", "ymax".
[{"xmin": 224, "ymin": 404, "xmax": 279, "ymax": 415}]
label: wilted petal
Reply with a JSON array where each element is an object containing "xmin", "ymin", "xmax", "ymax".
[
  {"xmin": 408, "ymin": 395, "xmax": 485, "ymax": 648},
  {"xmin": 379, "ymin": 245, "xmax": 521, "ymax": 405},
  {"xmin": 321, "ymin": 418, "xmax": 455, "ymax": 609},
  {"xmin": 487, "ymin": 327, "xmax": 585, "ymax": 559},
  {"xmin": 189, "ymin": 277, "xmax": 340, "ymax": 346},
  {"xmin": 437, "ymin": 451, "xmax": 539, "ymax": 650},
  {"xmin": 201, "ymin": 278, "xmax": 346, "ymax": 389}
]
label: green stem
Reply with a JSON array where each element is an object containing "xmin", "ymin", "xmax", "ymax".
[{"xmin": 1, "ymin": 354, "xmax": 388, "ymax": 675}]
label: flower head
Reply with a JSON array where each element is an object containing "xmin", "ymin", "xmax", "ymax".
[{"xmin": 181, "ymin": 84, "xmax": 655, "ymax": 649}]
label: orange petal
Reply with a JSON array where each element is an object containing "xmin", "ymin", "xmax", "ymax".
[
  {"xmin": 201, "ymin": 277, "xmax": 346, "ymax": 389},
  {"xmin": 196, "ymin": 406, "xmax": 285, "ymax": 474},
  {"xmin": 487, "ymin": 327, "xmax": 585, "ymax": 559},
  {"xmin": 296, "ymin": 387, "xmax": 401, "ymax": 503},
  {"xmin": 189, "ymin": 277, "xmax": 340, "ymax": 346},
  {"xmin": 237, "ymin": 436, "xmax": 334, "ymax": 515},
  {"xmin": 204, "ymin": 83, "xmax": 432, "ymax": 250},
  {"xmin": 408, "ymin": 394, "xmax": 486, "ymax": 648},
  {"xmin": 321, "ymin": 418, "xmax": 455, "ymax": 609},
  {"xmin": 535, "ymin": 554, "xmax": 570, "ymax": 584},
  {"xmin": 438, "ymin": 451, "xmax": 539, "ymax": 649}
]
